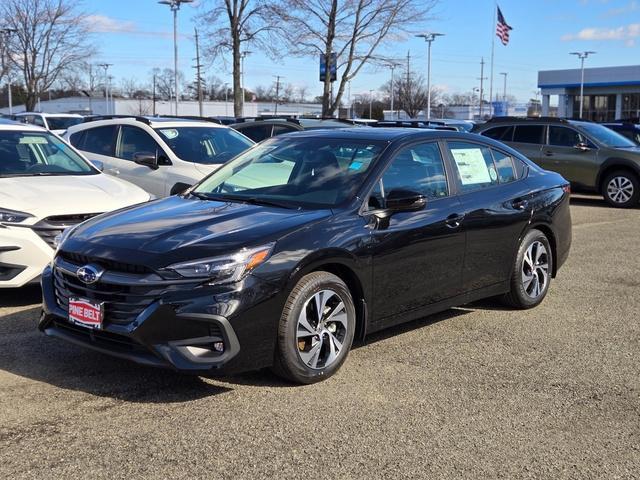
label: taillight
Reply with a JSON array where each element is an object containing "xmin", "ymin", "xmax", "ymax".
[{"xmin": 562, "ymin": 184, "xmax": 571, "ymax": 194}]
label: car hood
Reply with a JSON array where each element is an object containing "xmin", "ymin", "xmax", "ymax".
[
  {"xmin": 63, "ymin": 196, "xmax": 332, "ymax": 268},
  {"xmin": 0, "ymin": 174, "xmax": 151, "ymax": 219}
]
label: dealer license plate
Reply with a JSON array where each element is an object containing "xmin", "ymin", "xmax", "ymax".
[{"xmin": 68, "ymin": 297, "xmax": 104, "ymax": 329}]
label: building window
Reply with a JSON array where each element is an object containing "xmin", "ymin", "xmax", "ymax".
[
  {"xmin": 573, "ymin": 94, "xmax": 616, "ymax": 122},
  {"xmin": 621, "ymin": 94, "xmax": 640, "ymax": 121}
]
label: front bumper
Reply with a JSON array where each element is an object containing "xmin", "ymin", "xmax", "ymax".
[
  {"xmin": 0, "ymin": 225, "xmax": 53, "ymax": 288},
  {"xmin": 39, "ymin": 261, "xmax": 285, "ymax": 374}
]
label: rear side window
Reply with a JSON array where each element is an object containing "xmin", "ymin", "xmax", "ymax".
[
  {"xmin": 68, "ymin": 130, "xmax": 86, "ymax": 148},
  {"xmin": 117, "ymin": 126, "xmax": 161, "ymax": 161},
  {"xmin": 448, "ymin": 141, "xmax": 499, "ymax": 192},
  {"xmin": 235, "ymin": 125, "xmax": 270, "ymax": 142},
  {"xmin": 78, "ymin": 126, "xmax": 117, "ymax": 156},
  {"xmin": 548, "ymin": 126, "xmax": 583, "ymax": 147},
  {"xmin": 491, "ymin": 150, "xmax": 516, "ymax": 183},
  {"xmin": 513, "ymin": 125, "xmax": 545, "ymax": 144},
  {"xmin": 482, "ymin": 125, "xmax": 513, "ymax": 141}
]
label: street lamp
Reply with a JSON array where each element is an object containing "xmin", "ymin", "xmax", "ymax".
[
  {"xmin": 98, "ymin": 63, "xmax": 113, "ymax": 114},
  {"xmin": 416, "ymin": 32, "xmax": 444, "ymax": 120},
  {"xmin": 570, "ymin": 51, "xmax": 596, "ymax": 119},
  {"xmin": 240, "ymin": 50, "xmax": 252, "ymax": 116},
  {"xmin": 386, "ymin": 61, "xmax": 402, "ymax": 120},
  {"xmin": 159, "ymin": 0, "xmax": 194, "ymax": 116},
  {"xmin": 0, "ymin": 28, "xmax": 17, "ymax": 114},
  {"xmin": 499, "ymin": 72, "xmax": 508, "ymax": 103}
]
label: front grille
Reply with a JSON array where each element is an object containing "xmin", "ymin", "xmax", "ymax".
[
  {"xmin": 53, "ymin": 257, "xmax": 197, "ymax": 326},
  {"xmin": 31, "ymin": 213, "xmax": 100, "ymax": 249},
  {"xmin": 52, "ymin": 319, "xmax": 145, "ymax": 353},
  {"xmin": 59, "ymin": 252, "xmax": 153, "ymax": 274}
]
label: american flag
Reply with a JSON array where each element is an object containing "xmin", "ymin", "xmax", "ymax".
[{"xmin": 496, "ymin": 6, "xmax": 512, "ymax": 46}]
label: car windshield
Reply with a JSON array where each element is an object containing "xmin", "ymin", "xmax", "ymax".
[
  {"xmin": 0, "ymin": 130, "xmax": 97, "ymax": 177},
  {"xmin": 154, "ymin": 126, "xmax": 254, "ymax": 164},
  {"xmin": 192, "ymin": 137, "xmax": 387, "ymax": 208},
  {"xmin": 579, "ymin": 123, "xmax": 636, "ymax": 148},
  {"xmin": 46, "ymin": 116, "xmax": 83, "ymax": 131}
]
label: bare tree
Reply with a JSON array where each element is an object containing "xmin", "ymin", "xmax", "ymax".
[
  {"xmin": 1, "ymin": 0, "xmax": 95, "ymax": 110},
  {"xmin": 268, "ymin": 0, "xmax": 435, "ymax": 117},
  {"xmin": 297, "ymin": 84, "xmax": 309, "ymax": 103},
  {"xmin": 396, "ymin": 74, "xmax": 428, "ymax": 119},
  {"xmin": 197, "ymin": 0, "xmax": 277, "ymax": 117},
  {"xmin": 151, "ymin": 68, "xmax": 184, "ymax": 101}
]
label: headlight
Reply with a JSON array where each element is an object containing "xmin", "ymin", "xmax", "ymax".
[
  {"xmin": 164, "ymin": 243, "xmax": 275, "ymax": 283},
  {"xmin": 0, "ymin": 208, "xmax": 33, "ymax": 223}
]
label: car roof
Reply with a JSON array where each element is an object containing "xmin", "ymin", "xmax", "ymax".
[
  {"xmin": 14, "ymin": 112, "xmax": 82, "ymax": 118},
  {"xmin": 0, "ymin": 119, "xmax": 47, "ymax": 131},
  {"xmin": 68, "ymin": 115, "xmax": 226, "ymax": 131},
  {"xmin": 276, "ymin": 127, "xmax": 478, "ymax": 142}
]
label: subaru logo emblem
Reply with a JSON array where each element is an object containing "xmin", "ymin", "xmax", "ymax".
[{"xmin": 76, "ymin": 265, "xmax": 104, "ymax": 285}]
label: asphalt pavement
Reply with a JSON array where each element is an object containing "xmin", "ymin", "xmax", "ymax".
[{"xmin": 1, "ymin": 195, "xmax": 638, "ymax": 479}]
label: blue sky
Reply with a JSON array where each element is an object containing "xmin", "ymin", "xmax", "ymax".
[{"xmin": 87, "ymin": 0, "xmax": 640, "ymax": 103}]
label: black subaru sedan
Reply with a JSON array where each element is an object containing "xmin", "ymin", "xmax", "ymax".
[{"xmin": 40, "ymin": 128, "xmax": 572, "ymax": 384}]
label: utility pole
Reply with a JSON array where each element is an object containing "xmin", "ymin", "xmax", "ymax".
[
  {"xmin": 570, "ymin": 51, "xmax": 596, "ymax": 119},
  {"xmin": 98, "ymin": 63, "xmax": 113, "ymax": 115},
  {"xmin": 347, "ymin": 80, "xmax": 352, "ymax": 119},
  {"xmin": 159, "ymin": 0, "xmax": 193, "ymax": 116},
  {"xmin": 194, "ymin": 28, "xmax": 203, "ymax": 116},
  {"xmin": 273, "ymin": 75, "xmax": 283, "ymax": 115},
  {"xmin": 478, "ymin": 58, "xmax": 487, "ymax": 118},
  {"xmin": 416, "ymin": 32, "xmax": 445, "ymax": 120},
  {"xmin": 369, "ymin": 89, "xmax": 374, "ymax": 119}
]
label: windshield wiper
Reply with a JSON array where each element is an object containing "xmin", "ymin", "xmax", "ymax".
[{"xmin": 233, "ymin": 197, "xmax": 297, "ymax": 209}]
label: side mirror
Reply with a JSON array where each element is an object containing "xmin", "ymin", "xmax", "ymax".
[
  {"xmin": 134, "ymin": 152, "xmax": 159, "ymax": 170},
  {"xmin": 385, "ymin": 189, "xmax": 427, "ymax": 212},
  {"xmin": 574, "ymin": 142, "xmax": 590, "ymax": 152},
  {"xmin": 170, "ymin": 182, "xmax": 193, "ymax": 195},
  {"xmin": 90, "ymin": 160, "xmax": 104, "ymax": 171}
]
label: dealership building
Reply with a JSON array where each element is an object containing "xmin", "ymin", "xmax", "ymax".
[{"xmin": 538, "ymin": 64, "xmax": 640, "ymax": 121}]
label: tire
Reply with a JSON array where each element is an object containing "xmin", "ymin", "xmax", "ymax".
[
  {"xmin": 272, "ymin": 271, "xmax": 356, "ymax": 384},
  {"xmin": 502, "ymin": 229, "xmax": 553, "ymax": 309},
  {"xmin": 602, "ymin": 170, "xmax": 640, "ymax": 208}
]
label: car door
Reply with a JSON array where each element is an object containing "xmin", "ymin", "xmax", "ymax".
[
  {"xmin": 544, "ymin": 125, "xmax": 598, "ymax": 186},
  {"xmin": 72, "ymin": 125, "xmax": 119, "ymax": 172},
  {"xmin": 113, "ymin": 125, "xmax": 169, "ymax": 197},
  {"xmin": 368, "ymin": 141, "xmax": 466, "ymax": 324},
  {"xmin": 510, "ymin": 124, "xmax": 545, "ymax": 167},
  {"xmin": 445, "ymin": 140, "xmax": 533, "ymax": 291}
]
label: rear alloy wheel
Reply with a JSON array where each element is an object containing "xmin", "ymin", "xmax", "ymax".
[
  {"xmin": 502, "ymin": 229, "xmax": 553, "ymax": 309},
  {"xmin": 272, "ymin": 272, "xmax": 355, "ymax": 384},
  {"xmin": 602, "ymin": 170, "xmax": 639, "ymax": 208}
]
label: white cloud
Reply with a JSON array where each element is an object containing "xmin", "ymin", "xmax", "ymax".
[
  {"xmin": 561, "ymin": 23, "xmax": 640, "ymax": 45},
  {"xmin": 85, "ymin": 15, "xmax": 136, "ymax": 34}
]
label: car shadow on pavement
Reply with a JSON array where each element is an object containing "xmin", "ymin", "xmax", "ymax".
[
  {"xmin": 0, "ymin": 307, "xmax": 231, "ymax": 402},
  {"xmin": 569, "ymin": 195, "xmax": 611, "ymax": 209},
  {"xmin": 0, "ymin": 284, "xmax": 42, "ymax": 307}
]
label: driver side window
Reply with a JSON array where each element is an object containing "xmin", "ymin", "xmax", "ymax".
[
  {"xmin": 117, "ymin": 126, "xmax": 160, "ymax": 161},
  {"xmin": 368, "ymin": 142, "xmax": 448, "ymax": 210}
]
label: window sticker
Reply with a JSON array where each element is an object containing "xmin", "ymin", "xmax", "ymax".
[
  {"xmin": 19, "ymin": 136, "xmax": 49, "ymax": 145},
  {"xmin": 349, "ymin": 161, "xmax": 363, "ymax": 171},
  {"xmin": 451, "ymin": 148, "xmax": 491, "ymax": 185},
  {"xmin": 159, "ymin": 129, "xmax": 179, "ymax": 139}
]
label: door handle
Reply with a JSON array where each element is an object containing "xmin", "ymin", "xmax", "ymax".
[
  {"xmin": 543, "ymin": 150, "xmax": 553, "ymax": 156},
  {"xmin": 512, "ymin": 198, "xmax": 529, "ymax": 210},
  {"xmin": 445, "ymin": 213, "xmax": 464, "ymax": 229}
]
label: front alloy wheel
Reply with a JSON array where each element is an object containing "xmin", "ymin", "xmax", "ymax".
[{"xmin": 273, "ymin": 272, "xmax": 355, "ymax": 384}]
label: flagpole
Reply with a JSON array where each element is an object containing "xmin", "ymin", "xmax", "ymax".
[{"xmin": 489, "ymin": 2, "xmax": 496, "ymax": 118}]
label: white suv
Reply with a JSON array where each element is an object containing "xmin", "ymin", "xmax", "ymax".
[
  {"xmin": 13, "ymin": 112, "xmax": 84, "ymax": 135},
  {"xmin": 64, "ymin": 116, "xmax": 255, "ymax": 197},
  {"xmin": 0, "ymin": 119, "xmax": 152, "ymax": 288}
]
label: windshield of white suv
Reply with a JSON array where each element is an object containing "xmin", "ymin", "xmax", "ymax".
[
  {"xmin": 192, "ymin": 137, "xmax": 386, "ymax": 208},
  {"xmin": 155, "ymin": 126, "xmax": 254, "ymax": 164},
  {"xmin": 0, "ymin": 131, "xmax": 97, "ymax": 177},
  {"xmin": 578, "ymin": 123, "xmax": 636, "ymax": 148},
  {"xmin": 46, "ymin": 116, "xmax": 83, "ymax": 131}
]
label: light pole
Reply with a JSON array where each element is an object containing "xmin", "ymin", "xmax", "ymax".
[
  {"xmin": 416, "ymin": 32, "xmax": 444, "ymax": 120},
  {"xmin": 387, "ymin": 62, "xmax": 402, "ymax": 120},
  {"xmin": 0, "ymin": 28, "xmax": 16, "ymax": 114},
  {"xmin": 473, "ymin": 87, "xmax": 481, "ymax": 120},
  {"xmin": 159, "ymin": 0, "xmax": 193, "ymax": 116},
  {"xmin": 224, "ymin": 82, "xmax": 229, "ymax": 116},
  {"xmin": 570, "ymin": 51, "xmax": 595, "ymax": 119},
  {"xmin": 500, "ymin": 72, "xmax": 508, "ymax": 102},
  {"xmin": 98, "ymin": 63, "xmax": 113, "ymax": 114},
  {"xmin": 240, "ymin": 50, "xmax": 252, "ymax": 117},
  {"xmin": 369, "ymin": 89, "xmax": 373, "ymax": 119}
]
